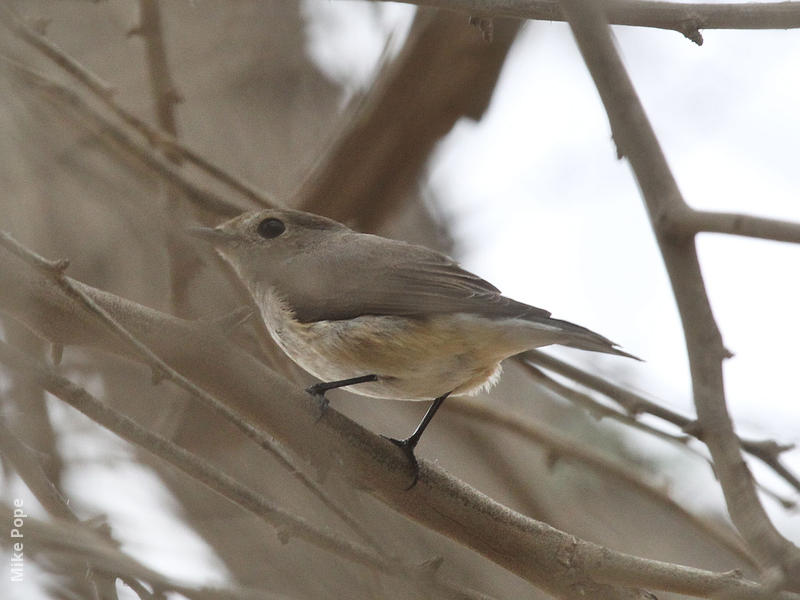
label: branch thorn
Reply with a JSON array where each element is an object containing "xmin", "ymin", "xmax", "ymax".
[
  {"xmin": 468, "ymin": 16, "xmax": 494, "ymax": 43},
  {"xmin": 276, "ymin": 524, "xmax": 294, "ymax": 545},
  {"xmin": 677, "ymin": 18, "xmax": 704, "ymax": 46},
  {"xmin": 417, "ymin": 555, "xmax": 444, "ymax": 575},
  {"xmin": 150, "ymin": 365, "xmax": 167, "ymax": 385},
  {"xmin": 209, "ymin": 306, "xmax": 253, "ymax": 336},
  {"xmin": 47, "ymin": 257, "xmax": 70, "ymax": 273}
]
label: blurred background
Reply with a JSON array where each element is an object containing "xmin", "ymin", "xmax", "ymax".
[{"xmin": 0, "ymin": 1, "xmax": 798, "ymax": 599}]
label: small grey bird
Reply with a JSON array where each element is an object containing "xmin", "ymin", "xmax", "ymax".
[{"xmin": 190, "ymin": 208, "xmax": 635, "ymax": 478}]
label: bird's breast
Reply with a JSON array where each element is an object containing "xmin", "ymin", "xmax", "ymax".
[{"xmin": 253, "ymin": 287, "xmax": 537, "ymax": 400}]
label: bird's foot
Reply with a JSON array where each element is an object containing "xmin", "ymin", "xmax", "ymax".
[
  {"xmin": 305, "ymin": 375, "xmax": 378, "ymax": 422},
  {"xmin": 382, "ymin": 435, "xmax": 420, "ymax": 490},
  {"xmin": 304, "ymin": 383, "xmax": 330, "ymax": 421}
]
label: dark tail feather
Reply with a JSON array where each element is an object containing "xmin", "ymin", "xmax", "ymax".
[{"xmin": 541, "ymin": 317, "xmax": 642, "ymax": 361}]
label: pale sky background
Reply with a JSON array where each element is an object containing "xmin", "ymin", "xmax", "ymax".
[{"xmin": 3, "ymin": 3, "xmax": 799, "ymax": 598}]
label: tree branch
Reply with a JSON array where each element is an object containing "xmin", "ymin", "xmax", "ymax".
[
  {"xmin": 133, "ymin": 0, "xmax": 200, "ymax": 317},
  {"xmin": 521, "ymin": 351, "xmax": 800, "ymax": 495},
  {"xmin": 688, "ymin": 210, "xmax": 800, "ymax": 244},
  {"xmin": 0, "ymin": 3, "xmax": 275, "ymax": 209},
  {"xmin": 370, "ymin": 0, "xmax": 800, "ymax": 45},
  {"xmin": 296, "ymin": 9, "xmax": 520, "ymax": 231},
  {"xmin": 0, "ymin": 501, "xmax": 295, "ymax": 600},
  {"xmin": 0, "ymin": 56, "xmax": 243, "ymax": 217},
  {"xmin": 447, "ymin": 399, "xmax": 756, "ymax": 568},
  {"xmin": 557, "ymin": 0, "xmax": 800, "ymax": 586},
  {"xmin": 520, "ymin": 360, "xmax": 696, "ymax": 447}
]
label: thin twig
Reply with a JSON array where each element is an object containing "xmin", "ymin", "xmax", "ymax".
[
  {"xmin": 0, "ymin": 3, "xmax": 274, "ymax": 209},
  {"xmin": 0, "ymin": 417, "xmax": 140, "ymax": 598},
  {"xmin": 0, "ymin": 55, "xmax": 242, "ymax": 217},
  {"xmin": 0, "ymin": 501, "xmax": 296, "ymax": 600},
  {"xmin": 519, "ymin": 358, "xmax": 799, "ymax": 511},
  {"xmin": 0, "ymin": 418, "xmax": 76, "ymax": 522},
  {"xmin": 134, "ymin": 0, "xmax": 198, "ymax": 316},
  {"xmin": 134, "ymin": 0, "xmax": 180, "ymax": 145},
  {"xmin": 520, "ymin": 361, "xmax": 696, "ymax": 448},
  {"xmin": 688, "ymin": 210, "xmax": 800, "ymax": 244},
  {"xmin": 0, "ymin": 231, "xmax": 384, "ymax": 555},
  {"xmin": 557, "ymin": 0, "xmax": 800, "ymax": 585},
  {"xmin": 447, "ymin": 398, "xmax": 756, "ymax": 567},
  {"xmin": 370, "ymin": 0, "xmax": 800, "ymax": 45},
  {"xmin": 0, "ymin": 339, "xmax": 383, "ymax": 570},
  {"xmin": 520, "ymin": 351, "xmax": 800, "ymax": 495}
]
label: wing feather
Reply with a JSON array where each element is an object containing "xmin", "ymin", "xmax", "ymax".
[{"xmin": 283, "ymin": 233, "xmax": 551, "ymax": 323}]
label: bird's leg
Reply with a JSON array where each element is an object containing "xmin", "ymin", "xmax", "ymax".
[
  {"xmin": 384, "ymin": 391, "xmax": 451, "ymax": 489},
  {"xmin": 305, "ymin": 374, "xmax": 378, "ymax": 417}
]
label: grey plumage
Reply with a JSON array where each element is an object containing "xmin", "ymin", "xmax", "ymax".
[
  {"xmin": 189, "ymin": 208, "xmax": 637, "ymax": 461},
  {"xmin": 201, "ymin": 208, "xmax": 633, "ymax": 359},
  {"xmin": 189, "ymin": 208, "xmax": 636, "ymax": 401}
]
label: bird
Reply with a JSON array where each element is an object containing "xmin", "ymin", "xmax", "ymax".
[{"xmin": 189, "ymin": 207, "xmax": 636, "ymax": 483}]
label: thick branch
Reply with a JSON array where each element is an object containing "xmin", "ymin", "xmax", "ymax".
[
  {"xmin": 557, "ymin": 0, "xmax": 800, "ymax": 585},
  {"xmin": 373, "ymin": 0, "xmax": 800, "ymax": 45},
  {"xmin": 296, "ymin": 9, "xmax": 520, "ymax": 231}
]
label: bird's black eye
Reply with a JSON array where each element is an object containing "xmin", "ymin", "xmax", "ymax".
[{"xmin": 257, "ymin": 218, "xmax": 285, "ymax": 239}]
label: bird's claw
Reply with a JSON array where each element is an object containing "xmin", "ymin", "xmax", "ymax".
[
  {"xmin": 305, "ymin": 384, "xmax": 330, "ymax": 422},
  {"xmin": 382, "ymin": 435, "xmax": 419, "ymax": 490}
]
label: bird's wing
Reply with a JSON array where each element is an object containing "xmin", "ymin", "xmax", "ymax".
[{"xmin": 284, "ymin": 233, "xmax": 552, "ymax": 323}]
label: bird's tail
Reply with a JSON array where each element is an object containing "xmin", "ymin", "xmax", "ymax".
[{"xmin": 531, "ymin": 316, "xmax": 641, "ymax": 360}]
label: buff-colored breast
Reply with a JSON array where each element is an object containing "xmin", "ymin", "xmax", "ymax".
[{"xmin": 254, "ymin": 287, "xmax": 551, "ymax": 400}]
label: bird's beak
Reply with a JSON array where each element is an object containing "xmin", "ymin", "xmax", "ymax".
[{"xmin": 185, "ymin": 226, "xmax": 236, "ymax": 245}]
